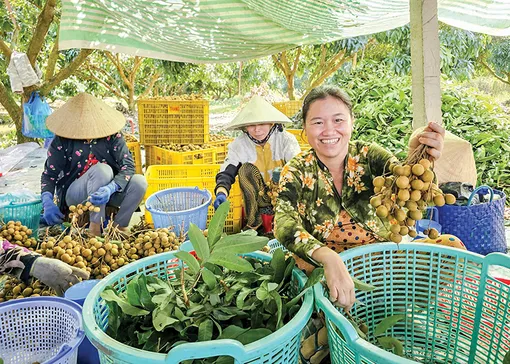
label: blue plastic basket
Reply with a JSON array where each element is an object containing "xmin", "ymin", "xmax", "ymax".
[
  {"xmin": 0, "ymin": 195, "xmax": 42, "ymax": 237},
  {"xmin": 268, "ymin": 238, "xmax": 288, "ymax": 255},
  {"xmin": 0, "ymin": 296, "xmax": 85, "ymax": 364},
  {"xmin": 414, "ymin": 207, "xmax": 442, "ymax": 238},
  {"xmin": 83, "ymin": 250, "xmax": 314, "ymax": 363},
  {"xmin": 145, "ymin": 187, "xmax": 211, "ymax": 236},
  {"xmin": 314, "ymin": 242, "xmax": 510, "ymax": 363},
  {"xmin": 437, "ymin": 185, "xmax": 506, "ymax": 255}
]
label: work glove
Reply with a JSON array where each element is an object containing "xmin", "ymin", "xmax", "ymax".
[
  {"xmin": 213, "ymin": 192, "xmax": 227, "ymax": 210},
  {"xmin": 30, "ymin": 256, "xmax": 90, "ymax": 296},
  {"xmin": 41, "ymin": 191, "xmax": 64, "ymax": 226},
  {"xmin": 90, "ymin": 181, "xmax": 119, "ymax": 206}
]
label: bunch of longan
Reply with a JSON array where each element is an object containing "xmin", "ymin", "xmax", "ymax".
[
  {"xmin": 370, "ymin": 158, "xmax": 456, "ymax": 243},
  {"xmin": 0, "ymin": 221, "xmax": 37, "ymax": 248},
  {"xmin": 0, "ymin": 277, "xmax": 55, "ymax": 303},
  {"xmin": 131, "ymin": 229, "xmax": 179, "ymax": 258}
]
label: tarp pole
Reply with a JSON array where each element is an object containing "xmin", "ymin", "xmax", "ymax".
[{"xmin": 410, "ymin": 0, "xmax": 443, "ymax": 129}]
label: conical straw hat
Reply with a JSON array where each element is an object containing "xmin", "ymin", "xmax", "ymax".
[
  {"xmin": 434, "ymin": 131, "xmax": 477, "ymax": 186},
  {"xmin": 46, "ymin": 93, "xmax": 125, "ymax": 139},
  {"xmin": 225, "ymin": 95, "xmax": 292, "ymax": 130}
]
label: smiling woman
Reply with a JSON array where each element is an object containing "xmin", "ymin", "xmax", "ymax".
[{"xmin": 273, "ymin": 84, "xmax": 446, "ymax": 311}]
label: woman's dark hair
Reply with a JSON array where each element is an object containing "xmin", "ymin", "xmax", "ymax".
[{"xmin": 302, "ymin": 85, "xmax": 354, "ymax": 124}]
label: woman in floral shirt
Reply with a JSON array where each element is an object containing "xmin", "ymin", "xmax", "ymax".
[
  {"xmin": 274, "ymin": 85, "xmax": 445, "ymax": 310},
  {"xmin": 41, "ymin": 93, "xmax": 147, "ymax": 236}
]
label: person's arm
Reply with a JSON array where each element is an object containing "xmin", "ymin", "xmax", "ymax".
[
  {"xmin": 0, "ymin": 241, "xmax": 33, "ymax": 280},
  {"xmin": 110, "ymin": 133, "xmax": 135, "ymax": 191},
  {"xmin": 215, "ymin": 141, "xmax": 243, "ymax": 197},
  {"xmin": 41, "ymin": 136, "xmax": 67, "ymax": 195}
]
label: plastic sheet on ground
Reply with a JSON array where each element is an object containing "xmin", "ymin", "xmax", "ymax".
[{"xmin": 0, "ymin": 142, "xmax": 46, "ymax": 194}]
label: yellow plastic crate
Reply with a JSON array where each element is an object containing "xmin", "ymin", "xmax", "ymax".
[
  {"xmin": 144, "ymin": 165, "xmax": 243, "ymax": 233},
  {"xmin": 208, "ymin": 139, "xmax": 233, "ymax": 164},
  {"xmin": 145, "ymin": 146, "xmax": 216, "ymax": 167},
  {"xmin": 272, "ymin": 100, "xmax": 302, "ymax": 118},
  {"xmin": 138, "ymin": 99, "xmax": 209, "ymax": 145},
  {"xmin": 287, "ymin": 128, "xmax": 310, "ymax": 151},
  {"xmin": 126, "ymin": 141, "xmax": 142, "ymax": 174}
]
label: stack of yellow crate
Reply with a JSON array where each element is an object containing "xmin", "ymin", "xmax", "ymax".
[
  {"xmin": 272, "ymin": 100, "xmax": 301, "ymax": 118},
  {"xmin": 286, "ymin": 129, "xmax": 310, "ymax": 151}
]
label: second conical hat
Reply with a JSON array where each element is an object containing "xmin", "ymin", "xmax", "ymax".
[
  {"xmin": 46, "ymin": 93, "xmax": 125, "ymax": 139},
  {"xmin": 225, "ymin": 95, "xmax": 292, "ymax": 130}
]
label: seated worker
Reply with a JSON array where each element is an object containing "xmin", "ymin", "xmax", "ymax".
[
  {"xmin": 213, "ymin": 95, "xmax": 301, "ymax": 230},
  {"xmin": 274, "ymin": 85, "xmax": 447, "ymax": 311},
  {"xmin": 41, "ymin": 93, "xmax": 148, "ymax": 236}
]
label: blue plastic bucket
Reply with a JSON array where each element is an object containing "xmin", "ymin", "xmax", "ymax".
[
  {"xmin": 145, "ymin": 187, "xmax": 211, "ymax": 236},
  {"xmin": 65, "ymin": 280, "xmax": 101, "ymax": 364},
  {"xmin": 0, "ymin": 296, "xmax": 84, "ymax": 364}
]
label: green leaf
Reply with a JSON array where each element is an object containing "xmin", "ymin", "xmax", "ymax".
[
  {"xmin": 374, "ymin": 314, "xmax": 405, "ymax": 336},
  {"xmin": 101, "ymin": 287, "xmax": 150, "ymax": 316},
  {"xmin": 270, "ymin": 249, "xmax": 286, "ymax": 284},
  {"xmin": 137, "ymin": 275, "xmax": 156, "ymax": 311},
  {"xmin": 256, "ymin": 281, "xmax": 270, "ymax": 301},
  {"xmin": 126, "ymin": 276, "xmax": 142, "ymax": 307},
  {"xmin": 173, "ymin": 306, "xmax": 190, "ymax": 322},
  {"xmin": 213, "ymin": 234, "xmax": 268, "ymax": 254},
  {"xmin": 208, "ymin": 200, "xmax": 230, "ymax": 248},
  {"xmin": 504, "ymin": 349, "xmax": 510, "ymax": 364},
  {"xmin": 202, "ymin": 267, "xmax": 217, "ymax": 290},
  {"xmin": 377, "ymin": 336, "xmax": 405, "ymax": 357},
  {"xmin": 208, "ymin": 252, "xmax": 254, "ymax": 272},
  {"xmin": 270, "ymin": 290, "xmax": 283, "ymax": 329},
  {"xmin": 282, "ymin": 256, "xmax": 296, "ymax": 282},
  {"xmin": 236, "ymin": 287, "xmax": 255, "ymax": 309},
  {"xmin": 152, "ymin": 304, "xmax": 179, "ymax": 332},
  {"xmin": 353, "ymin": 278, "xmax": 376, "ymax": 292},
  {"xmin": 189, "ymin": 223, "xmax": 210, "ymax": 262},
  {"xmin": 214, "ymin": 357, "xmax": 234, "ymax": 364},
  {"xmin": 237, "ymin": 328, "xmax": 272, "ymax": 345},
  {"xmin": 348, "ymin": 318, "xmax": 366, "ymax": 340},
  {"xmin": 219, "ymin": 325, "xmax": 249, "ymax": 340},
  {"xmin": 105, "ymin": 301, "xmax": 121, "ymax": 338},
  {"xmin": 137, "ymin": 330, "xmax": 153, "ymax": 345},
  {"xmin": 175, "ymin": 251, "xmax": 200, "ymax": 275},
  {"xmin": 198, "ymin": 319, "xmax": 214, "ymax": 341},
  {"xmin": 303, "ymin": 268, "xmax": 324, "ymax": 291}
]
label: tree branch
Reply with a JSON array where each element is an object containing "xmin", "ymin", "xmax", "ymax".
[
  {"xmin": 79, "ymin": 70, "xmax": 126, "ymax": 102},
  {"xmin": 291, "ymin": 47, "xmax": 302, "ymax": 73},
  {"xmin": 272, "ymin": 54, "xmax": 286, "ymax": 75},
  {"xmin": 479, "ymin": 60, "xmax": 510, "ymax": 85},
  {"xmin": 0, "ymin": 39, "xmax": 12, "ymax": 60},
  {"xmin": 45, "ymin": 31, "xmax": 59, "ymax": 81},
  {"xmin": 0, "ymin": 80, "xmax": 21, "ymax": 123},
  {"xmin": 27, "ymin": 0, "xmax": 57, "ymax": 67},
  {"xmin": 38, "ymin": 48, "xmax": 94, "ymax": 95},
  {"xmin": 281, "ymin": 52, "xmax": 291, "ymax": 77},
  {"xmin": 106, "ymin": 52, "xmax": 131, "ymax": 88},
  {"xmin": 87, "ymin": 64, "xmax": 121, "ymax": 91},
  {"xmin": 139, "ymin": 72, "xmax": 161, "ymax": 99},
  {"xmin": 131, "ymin": 56, "xmax": 143, "ymax": 83}
]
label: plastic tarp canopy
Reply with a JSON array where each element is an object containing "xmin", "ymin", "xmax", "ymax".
[{"xmin": 59, "ymin": 0, "xmax": 510, "ymax": 63}]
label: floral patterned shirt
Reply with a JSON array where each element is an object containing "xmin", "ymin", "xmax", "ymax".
[
  {"xmin": 41, "ymin": 134, "xmax": 135, "ymax": 208},
  {"xmin": 274, "ymin": 140, "xmax": 398, "ymax": 264}
]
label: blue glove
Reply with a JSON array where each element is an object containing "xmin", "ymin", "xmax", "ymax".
[
  {"xmin": 42, "ymin": 192, "xmax": 64, "ymax": 226},
  {"xmin": 90, "ymin": 181, "xmax": 119, "ymax": 206},
  {"xmin": 213, "ymin": 193, "xmax": 227, "ymax": 210}
]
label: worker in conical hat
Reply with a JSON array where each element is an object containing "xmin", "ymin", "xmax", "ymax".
[
  {"xmin": 41, "ymin": 93, "xmax": 147, "ymax": 236},
  {"xmin": 214, "ymin": 95, "xmax": 301, "ymax": 230}
]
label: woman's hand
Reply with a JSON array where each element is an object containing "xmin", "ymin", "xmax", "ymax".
[
  {"xmin": 408, "ymin": 121, "xmax": 445, "ymax": 161},
  {"xmin": 312, "ymin": 247, "xmax": 355, "ymax": 311}
]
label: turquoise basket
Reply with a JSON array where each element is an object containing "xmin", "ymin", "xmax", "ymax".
[
  {"xmin": 83, "ymin": 250, "xmax": 314, "ymax": 363},
  {"xmin": 0, "ymin": 196, "xmax": 42, "ymax": 237},
  {"xmin": 314, "ymin": 242, "xmax": 510, "ymax": 363}
]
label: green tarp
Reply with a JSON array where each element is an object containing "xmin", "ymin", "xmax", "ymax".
[{"xmin": 59, "ymin": 0, "xmax": 510, "ymax": 63}]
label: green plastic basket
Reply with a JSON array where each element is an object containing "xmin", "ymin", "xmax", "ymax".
[
  {"xmin": 83, "ymin": 250, "xmax": 314, "ymax": 363},
  {"xmin": 0, "ymin": 196, "xmax": 42, "ymax": 237},
  {"xmin": 314, "ymin": 242, "xmax": 510, "ymax": 363}
]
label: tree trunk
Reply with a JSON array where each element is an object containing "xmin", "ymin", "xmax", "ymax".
[
  {"xmin": 287, "ymin": 75, "xmax": 295, "ymax": 100},
  {"xmin": 238, "ymin": 61, "xmax": 243, "ymax": 96},
  {"xmin": 128, "ymin": 87, "xmax": 135, "ymax": 112}
]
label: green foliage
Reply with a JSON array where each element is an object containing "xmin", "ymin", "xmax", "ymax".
[
  {"xmin": 100, "ymin": 204, "xmax": 322, "ymax": 362},
  {"xmin": 488, "ymin": 38, "xmax": 510, "ymax": 77},
  {"xmin": 331, "ymin": 62, "xmax": 510, "ymax": 199}
]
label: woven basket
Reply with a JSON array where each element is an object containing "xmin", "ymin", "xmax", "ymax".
[{"xmin": 437, "ymin": 185, "xmax": 506, "ymax": 255}]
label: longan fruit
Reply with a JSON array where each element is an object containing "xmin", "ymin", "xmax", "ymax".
[
  {"xmin": 376, "ymin": 205, "xmax": 389, "ymax": 218},
  {"xmin": 93, "ymin": 207, "xmax": 101, "ymax": 213},
  {"xmin": 373, "ymin": 176, "xmax": 385, "ymax": 188},
  {"xmin": 390, "ymin": 233, "xmax": 402, "ymax": 243},
  {"xmin": 22, "ymin": 287, "xmax": 33, "ymax": 297},
  {"xmin": 428, "ymin": 228, "xmax": 439, "ymax": 239},
  {"xmin": 104, "ymin": 243, "xmax": 113, "ymax": 251},
  {"xmin": 411, "ymin": 180, "xmax": 424, "ymax": 191},
  {"xmin": 396, "ymin": 176, "xmax": 409, "ymax": 189},
  {"xmin": 63, "ymin": 236, "xmax": 72, "ymax": 243},
  {"xmin": 445, "ymin": 194, "xmax": 456, "ymax": 205},
  {"xmin": 403, "ymin": 165, "xmax": 412, "ymax": 177},
  {"xmin": 97, "ymin": 248, "xmax": 106, "ymax": 256},
  {"xmin": 111, "ymin": 248, "xmax": 119, "ymax": 256},
  {"xmin": 406, "ymin": 218, "xmax": 416, "ymax": 227},
  {"xmin": 94, "ymin": 241, "xmax": 103, "ymax": 249},
  {"xmin": 117, "ymin": 258, "xmax": 125, "ymax": 266},
  {"xmin": 88, "ymin": 205, "xmax": 95, "ymax": 212},
  {"xmin": 390, "ymin": 224, "xmax": 401, "ymax": 234},
  {"xmin": 410, "ymin": 190, "xmax": 422, "ymax": 202},
  {"xmin": 399, "ymin": 226, "xmax": 409, "ymax": 236},
  {"xmin": 85, "ymin": 201, "xmax": 92, "ymax": 207},
  {"xmin": 69, "ymin": 205, "xmax": 77, "ymax": 212},
  {"xmin": 421, "ymin": 170, "xmax": 434, "ymax": 183},
  {"xmin": 395, "ymin": 209, "xmax": 407, "ymax": 222},
  {"xmin": 433, "ymin": 194, "xmax": 445, "ymax": 207},
  {"xmin": 46, "ymin": 250, "xmax": 54, "ymax": 258},
  {"xmin": 393, "ymin": 165, "xmax": 405, "ymax": 176},
  {"xmin": 397, "ymin": 189, "xmax": 410, "ymax": 202},
  {"xmin": 411, "ymin": 164, "xmax": 425, "ymax": 176},
  {"xmin": 409, "ymin": 210, "xmax": 422, "ymax": 221},
  {"xmin": 419, "ymin": 158, "xmax": 431, "ymax": 170}
]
